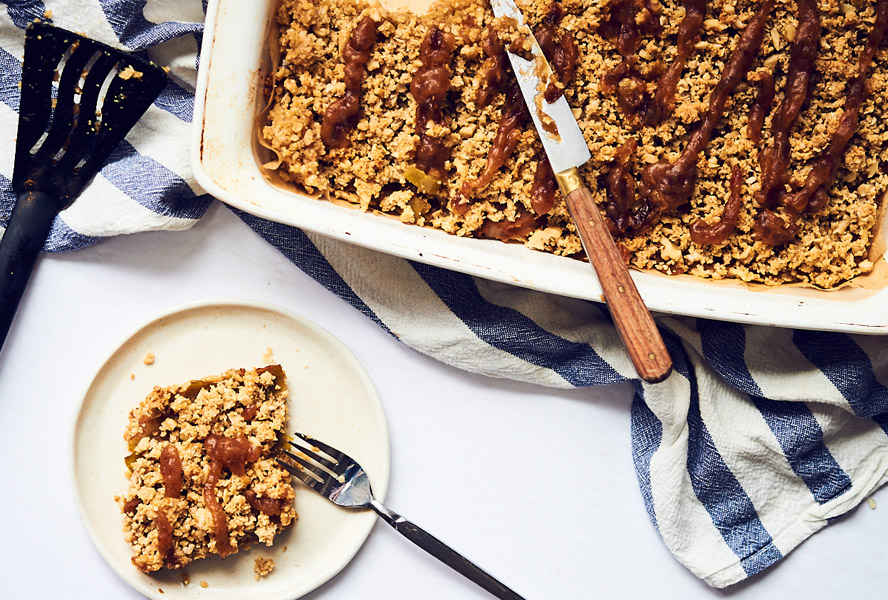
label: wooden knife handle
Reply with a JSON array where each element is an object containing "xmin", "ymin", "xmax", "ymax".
[{"xmin": 560, "ymin": 176, "xmax": 672, "ymax": 383}]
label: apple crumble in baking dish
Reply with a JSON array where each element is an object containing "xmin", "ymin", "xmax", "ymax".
[
  {"xmin": 262, "ymin": 0, "xmax": 888, "ymax": 289},
  {"xmin": 116, "ymin": 365, "xmax": 295, "ymax": 572}
]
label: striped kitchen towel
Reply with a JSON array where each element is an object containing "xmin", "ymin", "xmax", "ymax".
[{"xmin": 2, "ymin": 0, "xmax": 887, "ymax": 589}]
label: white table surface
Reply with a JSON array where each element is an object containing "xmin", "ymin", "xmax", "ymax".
[{"xmin": 0, "ymin": 201, "xmax": 885, "ymax": 599}]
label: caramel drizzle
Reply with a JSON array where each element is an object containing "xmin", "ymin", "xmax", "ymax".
[
  {"xmin": 156, "ymin": 510, "xmax": 174, "ymax": 564},
  {"xmin": 244, "ymin": 489, "xmax": 286, "ymax": 516},
  {"xmin": 160, "ymin": 443, "xmax": 183, "ymax": 498},
  {"xmin": 476, "ymin": 25, "xmax": 508, "ymax": 109},
  {"xmin": 203, "ymin": 433, "xmax": 260, "ymax": 557},
  {"xmin": 599, "ymin": 0, "xmax": 663, "ymax": 121},
  {"xmin": 411, "ymin": 26, "xmax": 455, "ymax": 181},
  {"xmin": 606, "ymin": 142, "xmax": 661, "ymax": 235},
  {"xmin": 457, "ymin": 79, "xmax": 527, "ymax": 213},
  {"xmin": 530, "ymin": 153, "xmax": 557, "ymax": 216},
  {"xmin": 458, "ymin": 4, "xmax": 569, "ymax": 221},
  {"xmin": 604, "ymin": 139, "xmax": 639, "ymax": 234},
  {"xmin": 598, "ymin": 0, "xmax": 703, "ymax": 232},
  {"xmin": 600, "ymin": 1, "xmax": 772, "ymax": 239},
  {"xmin": 641, "ymin": 0, "xmax": 774, "ymax": 215},
  {"xmin": 643, "ymin": 0, "xmax": 705, "ymax": 126},
  {"xmin": 599, "ymin": 0, "xmax": 661, "ymax": 59},
  {"xmin": 756, "ymin": 0, "xmax": 888, "ymax": 246},
  {"xmin": 689, "ymin": 166, "xmax": 743, "ymax": 245},
  {"xmin": 477, "ymin": 208, "xmax": 541, "ymax": 241},
  {"xmin": 535, "ymin": 2, "xmax": 578, "ymax": 102},
  {"xmin": 755, "ymin": 0, "xmax": 820, "ymax": 209},
  {"xmin": 242, "ymin": 403, "xmax": 258, "ymax": 421},
  {"xmin": 123, "ymin": 496, "xmax": 140, "ymax": 514},
  {"xmin": 320, "ymin": 16, "xmax": 378, "ymax": 150},
  {"xmin": 457, "ymin": 29, "xmax": 524, "ymax": 212},
  {"xmin": 746, "ymin": 71, "xmax": 775, "ymax": 145}
]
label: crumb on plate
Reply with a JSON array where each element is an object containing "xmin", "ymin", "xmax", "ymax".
[{"xmin": 254, "ymin": 556, "xmax": 276, "ymax": 579}]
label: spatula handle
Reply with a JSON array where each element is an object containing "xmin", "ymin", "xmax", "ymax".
[
  {"xmin": 0, "ymin": 191, "xmax": 59, "ymax": 353},
  {"xmin": 558, "ymin": 170, "xmax": 672, "ymax": 383}
]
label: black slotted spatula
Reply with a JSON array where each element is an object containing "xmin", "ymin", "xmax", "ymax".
[{"xmin": 0, "ymin": 22, "xmax": 167, "ymax": 353}]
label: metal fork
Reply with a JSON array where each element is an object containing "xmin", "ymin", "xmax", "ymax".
[{"xmin": 277, "ymin": 432, "xmax": 526, "ymax": 600}]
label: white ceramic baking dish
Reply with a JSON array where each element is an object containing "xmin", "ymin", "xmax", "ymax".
[{"xmin": 191, "ymin": 0, "xmax": 888, "ymax": 334}]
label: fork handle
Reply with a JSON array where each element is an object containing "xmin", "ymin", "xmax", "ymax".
[{"xmin": 369, "ymin": 499, "xmax": 525, "ymax": 600}]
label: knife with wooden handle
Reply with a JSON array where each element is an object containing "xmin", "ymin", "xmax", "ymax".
[{"xmin": 491, "ymin": 0, "xmax": 672, "ymax": 383}]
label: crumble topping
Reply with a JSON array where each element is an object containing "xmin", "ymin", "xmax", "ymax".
[
  {"xmin": 117, "ymin": 365, "xmax": 296, "ymax": 573},
  {"xmin": 263, "ymin": 0, "xmax": 888, "ymax": 289}
]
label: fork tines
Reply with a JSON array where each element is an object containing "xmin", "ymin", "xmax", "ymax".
[{"xmin": 276, "ymin": 431, "xmax": 351, "ymax": 493}]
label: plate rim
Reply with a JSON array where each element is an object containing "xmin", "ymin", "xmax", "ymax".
[{"xmin": 68, "ymin": 298, "xmax": 391, "ymax": 600}]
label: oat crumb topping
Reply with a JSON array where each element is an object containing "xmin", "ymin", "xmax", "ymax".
[
  {"xmin": 118, "ymin": 365, "xmax": 296, "ymax": 573},
  {"xmin": 263, "ymin": 0, "xmax": 888, "ymax": 289}
]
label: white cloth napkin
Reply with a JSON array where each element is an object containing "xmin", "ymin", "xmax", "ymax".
[{"xmin": 2, "ymin": 0, "xmax": 887, "ymax": 588}]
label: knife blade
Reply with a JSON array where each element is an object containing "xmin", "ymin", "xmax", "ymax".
[
  {"xmin": 489, "ymin": 0, "xmax": 589, "ymax": 174},
  {"xmin": 490, "ymin": 0, "xmax": 672, "ymax": 383}
]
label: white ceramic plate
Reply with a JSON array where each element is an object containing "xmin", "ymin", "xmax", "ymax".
[
  {"xmin": 70, "ymin": 300, "xmax": 390, "ymax": 600},
  {"xmin": 191, "ymin": 0, "xmax": 888, "ymax": 334}
]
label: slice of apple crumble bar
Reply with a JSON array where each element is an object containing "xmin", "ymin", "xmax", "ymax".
[{"xmin": 117, "ymin": 365, "xmax": 296, "ymax": 573}]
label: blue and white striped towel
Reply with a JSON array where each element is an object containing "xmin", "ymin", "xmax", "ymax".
[{"xmin": 2, "ymin": 0, "xmax": 887, "ymax": 589}]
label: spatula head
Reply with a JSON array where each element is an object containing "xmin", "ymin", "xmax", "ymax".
[{"xmin": 13, "ymin": 22, "xmax": 167, "ymax": 208}]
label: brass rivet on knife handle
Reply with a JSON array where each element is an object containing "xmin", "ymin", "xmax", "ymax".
[{"xmin": 555, "ymin": 167, "xmax": 673, "ymax": 383}]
